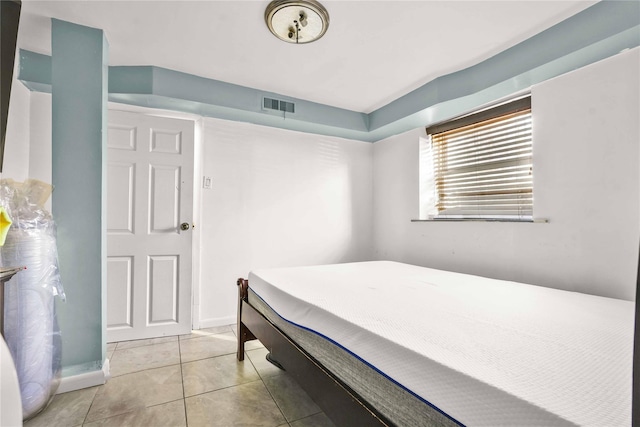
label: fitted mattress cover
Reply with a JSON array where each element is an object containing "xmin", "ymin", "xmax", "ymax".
[{"xmin": 248, "ymin": 261, "xmax": 634, "ymax": 427}]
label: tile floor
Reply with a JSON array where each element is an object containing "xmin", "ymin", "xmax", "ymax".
[{"xmin": 24, "ymin": 325, "xmax": 336, "ymax": 427}]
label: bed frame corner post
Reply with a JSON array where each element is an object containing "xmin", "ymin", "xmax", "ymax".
[{"xmin": 237, "ymin": 278, "xmax": 249, "ymax": 361}]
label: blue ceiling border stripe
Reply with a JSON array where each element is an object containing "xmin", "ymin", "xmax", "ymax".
[
  {"xmin": 368, "ymin": 0, "xmax": 640, "ymax": 131},
  {"xmin": 17, "ymin": 1, "xmax": 640, "ymax": 143}
]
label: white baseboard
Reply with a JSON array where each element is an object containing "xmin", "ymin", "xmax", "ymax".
[
  {"xmin": 198, "ymin": 315, "xmax": 236, "ymax": 329},
  {"xmin": 57, "ymin": 358, "xmax": 110, "ymax": 394}
]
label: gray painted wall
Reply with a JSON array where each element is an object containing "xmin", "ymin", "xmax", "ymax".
[{"xmin": 372, "ymin": 49, "xmax": 639, "ymax": 301}]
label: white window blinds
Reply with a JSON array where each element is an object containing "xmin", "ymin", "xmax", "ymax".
[{"xmin": 427, "ymin": 97, "xmax": 532, "ymax": 219}]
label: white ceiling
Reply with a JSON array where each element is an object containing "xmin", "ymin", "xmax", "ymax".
[{"xmin": 18, "ymin": 0, "xmax": 596, "ymax": 113}]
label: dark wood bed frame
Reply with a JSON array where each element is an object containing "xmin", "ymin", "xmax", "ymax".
[{"xmin": 236, "ymin": 278, "xmax": 392, "ymax": 427}]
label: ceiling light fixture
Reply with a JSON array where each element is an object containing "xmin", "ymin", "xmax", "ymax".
[{"xmin": 265, "ymin": 0, "xmax": 330, "ymax": 44}]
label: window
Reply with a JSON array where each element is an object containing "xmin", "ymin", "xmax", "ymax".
[{"xmin": 422, "ymin": 97, "xmax": 532, "ymax": 220}]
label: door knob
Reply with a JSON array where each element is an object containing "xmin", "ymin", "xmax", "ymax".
[{"xmin": 180, "ymin": 222, "xmax": 190, "ymax": 231}]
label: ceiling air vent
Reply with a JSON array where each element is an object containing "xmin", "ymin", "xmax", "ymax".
[{"xmin": 263, "ymin": 97, "xmax": 295, "ymax": 114}]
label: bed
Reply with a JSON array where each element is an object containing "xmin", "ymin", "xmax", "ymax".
[{"xmin": 236, "ymin": 261, "xmax": 634, "ymax": 426}]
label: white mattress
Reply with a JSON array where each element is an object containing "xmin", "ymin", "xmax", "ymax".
[{"xmin": 248, "ymin": 261, "xmax": 634, "ymax": 427}]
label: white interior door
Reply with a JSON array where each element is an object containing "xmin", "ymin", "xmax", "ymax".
[{"xmin": 106, "ymin": 110, "xmax": 194, "ymax": 342}]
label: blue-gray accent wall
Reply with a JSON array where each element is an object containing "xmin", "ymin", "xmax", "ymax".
[
  {"xmin": 51, "ymin": 19, "xmax": 107, "ymax": 375},
  {"xmin": 19, "ymin": 1, "xmax": 640, "ymax": 143}
]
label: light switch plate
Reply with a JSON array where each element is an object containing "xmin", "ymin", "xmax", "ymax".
[{"xmin": 203, "ymin": 176, "xmax": 212, "ymax": 189}]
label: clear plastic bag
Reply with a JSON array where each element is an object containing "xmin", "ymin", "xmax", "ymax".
[{"xmin": 0, "ymin": 178, "xmax": 65, "ymax": 420}]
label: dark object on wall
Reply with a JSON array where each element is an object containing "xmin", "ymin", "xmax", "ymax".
[
  {"xmin": 634, "ymin": 241, "xmax": 639, "ymax": 427},
  {"xmin": 0, "ymin": 0, "xmax": 21, "ymax": 173}
]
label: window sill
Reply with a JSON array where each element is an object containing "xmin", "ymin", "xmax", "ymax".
[{"xmin": 411, "ymin": 218, "xmax": 549, "ymax": 223}]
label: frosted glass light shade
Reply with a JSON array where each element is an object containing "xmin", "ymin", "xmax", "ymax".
[{"xmin": 265, "ymin": 0, "xmax": 330, "ymax": 44}]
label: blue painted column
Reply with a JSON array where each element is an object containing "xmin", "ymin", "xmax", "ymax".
[{"xmin": 51, "ymin": 19, "xmax": 107, "ymax": 376}]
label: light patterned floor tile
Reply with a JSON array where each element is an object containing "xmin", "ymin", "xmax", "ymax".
[
  {"xmin": 245, "ymin": 338, "xmax": 266, "ymax": 350},
  {"xmin": 22, "ymin": 323, "xmax": 326, "ymax": 427},
  {"xmin": 246, "ymin": 347, "xmax": 285, "ymax": 379},
  {"xmin": 23, "ymin": 386, "xmax": 98, "ymax": 427},
  {"xmin": 179, "ymin": 325, "xmax": 233, "ymax": 341},
  {"xmin": 179, "ymin": 331, "xmax": 237, "ymax": 363},
  {"xmin": 263, "ymin": 373, "xmax": 321, "ymax": 422},
  {"xmin": 85, "ymin": 365, "xmax": 183, "ymax": 423},
  {"xmin": 115, "ymin": 335, "xmax": 178, "ymax": 350},
  {"xmin": 83, "ymin": 399, "xmax": 186, "ymax": 427},
  {"xmin": 182, "ymin": 353, "xmax": 260, "ymax": 397},
  {"xmin": 185, "ymin": 381, "xmax": 286, "ymax": 427},
  {"xmin": 109, "ymin": 341, "xmax": 180, "ymax": 377},
  {"xmin": 290, "ymin": 412, "xmax": 336, "ymax": 427}
]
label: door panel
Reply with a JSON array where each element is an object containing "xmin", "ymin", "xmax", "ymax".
[
  {"xmin": 107, "ymin": 162, "xmax": 135, "ymax": 234},
  {"xmin": 107, "ymin": 111, "xmax": 194, "ymax": 342},
  {"xmin": 148, "ymin": 255, "xmax": 179, "ymax": 324},
  {"xmin": 149, "ymin": 165, "xmax": 181, "ymax": 233},
  {"xmin": 106, "ymin": 256, "xmax": 133, "ymax": 328}
]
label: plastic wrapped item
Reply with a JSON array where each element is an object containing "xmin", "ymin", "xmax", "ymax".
[{"xmin": 0, "ymin": 179, "xmax": 65, "ymax": 420}]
